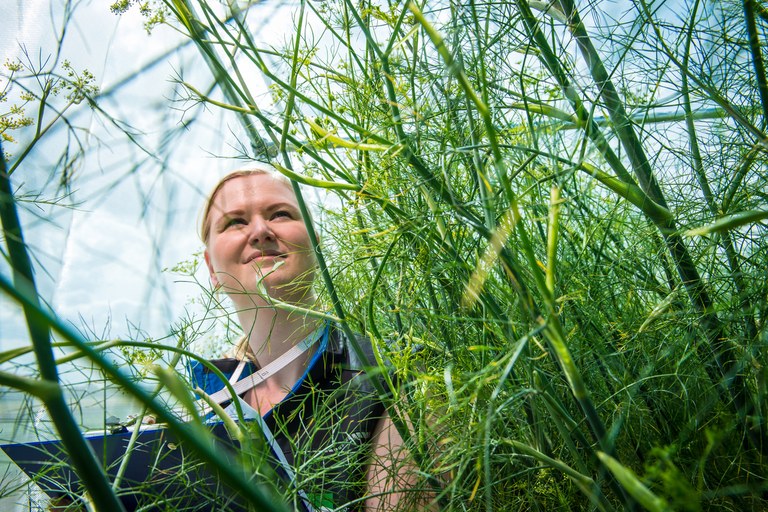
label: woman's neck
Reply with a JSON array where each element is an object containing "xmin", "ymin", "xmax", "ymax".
[{"xmin": 234, "ymin": 295, "xmax": 322, "ymax": 389}]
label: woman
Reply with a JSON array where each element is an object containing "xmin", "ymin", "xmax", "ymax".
[{"xmin": 189, "ymin": 168, "xmax": 412, "ymax": 511}]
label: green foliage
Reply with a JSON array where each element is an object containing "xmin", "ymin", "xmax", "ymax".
[
  {"xmin": 3, "ymin": 0, "xmax": 768, "ymax": 510},
  {"xmin": 110, "ymin": 0, "xmax": 168, "ymax": 32},
  {"xmin": 53, "ymin": 60, "xmax": 100, "ymax": 104},
  {"xmin": 187, "ymin": 0, "xmax": 764, "ymax": 508},
  {"xmin": 643, "ymin": 445, "xmax": 701, "ymax": 512},
  {"xmin": 0, "ymin": 60, "xmax": 34, "ymax": 151}
]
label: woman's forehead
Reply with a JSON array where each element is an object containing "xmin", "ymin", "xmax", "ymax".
[{"xmin": 213, "ymin": 174, "xmax": 296, "ymax": 206}]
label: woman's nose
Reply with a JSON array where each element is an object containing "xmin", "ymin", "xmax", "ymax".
[{"xmin": 247, "ymin": 217, "xmax": 275, "ymax": 244}]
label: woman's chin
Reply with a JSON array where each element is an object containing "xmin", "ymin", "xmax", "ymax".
[
  {"xmin": 267, "ymin": 281, "xmax": 315, "ymax": 304},
  {"xmin": 225, "ymin": 281, "xmax": 314, "ymax": 305}
]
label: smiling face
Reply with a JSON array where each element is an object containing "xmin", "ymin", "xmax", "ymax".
[{"xmin": 203, "ymin": 173, "xmax": 316, "ymax": 304}]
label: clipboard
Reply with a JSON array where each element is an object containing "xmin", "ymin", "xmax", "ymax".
[{"xmin": 1, "ymin": 421, "xmax": 253, "ymax": 511}]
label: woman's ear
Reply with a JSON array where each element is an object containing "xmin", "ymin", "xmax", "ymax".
[{"xmin": 204, "ymin": 250, "xmax": 220, "ymax": 288}]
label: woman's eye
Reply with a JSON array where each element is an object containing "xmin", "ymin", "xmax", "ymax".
[
  {"xmin": 272, "ymin": 210, "xmax": 293, "ymax": 220},
  {"xmin": 225, "ymin": 218, "xmax": 246, "ymax": 228}
]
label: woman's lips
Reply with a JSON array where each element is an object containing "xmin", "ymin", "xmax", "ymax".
[{"xmin": 245, "ymin": 251, "xmax": 285, "ymax": 263}]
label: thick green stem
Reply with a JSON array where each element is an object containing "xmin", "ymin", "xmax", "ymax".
[
  {"xmin": 514, "ymin": 0, "xmax": 637, "ymax": 186},
  {"xmin": 557, "ymin": 0, "xmax": 720, "ymax": 354},
  {"xmin": 744, "ymin": 0, "xmax": 768, "ymax": 128},
  {"xmin": 0, "ymin": 143, "xmax": 126, "ymax": 511},
  {"xmin": 683, "ymin": 1, "xmax": 758, "ymax": 343}
]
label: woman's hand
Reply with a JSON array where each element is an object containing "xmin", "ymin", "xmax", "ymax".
[{"xmin": 365, "ymin": 412, "xmax": 439, "ymax": 511}]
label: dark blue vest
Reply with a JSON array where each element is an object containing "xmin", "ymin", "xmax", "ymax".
[{"xmin": 189, "ymin": 325, "xmax": 386, "ymax": 511}]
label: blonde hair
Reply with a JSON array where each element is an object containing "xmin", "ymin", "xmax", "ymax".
[
  {"xmin": 224, "ymin": 334, "xmax": 252, "ymax": 361},
  {"xmin": 199, "ymin": 166, "xmax": 292, "ymax": 244}
]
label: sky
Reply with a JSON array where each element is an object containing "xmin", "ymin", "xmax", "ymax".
[{"xmin": 0, "ymin": 0, "xmax": 303, "ymax": 360}]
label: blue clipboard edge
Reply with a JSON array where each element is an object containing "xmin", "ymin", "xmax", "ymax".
[{"xmin": 0, "ymin": 420, "xmax": 247, "ymax": 509}]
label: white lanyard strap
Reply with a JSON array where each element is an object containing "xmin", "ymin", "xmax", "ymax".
[
  {"xmin": 253, "ymin": 412, "xmax": 317, "ymax": 512},
  {"xmin": 229, "ymin": 359, "xmax": 247, "ymax": 384},
  {"xmin": 202, "ymin": 324, "xmax": 326, "ymax": 410}
]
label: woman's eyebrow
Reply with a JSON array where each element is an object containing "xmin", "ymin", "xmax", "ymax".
[
  {"xmin": 217, "ymin": 208, "xmax": 246, "ymax": 218},
  {"xmin": 265, "ymin": 202, "xmax": 300, "ymax": 212}
]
